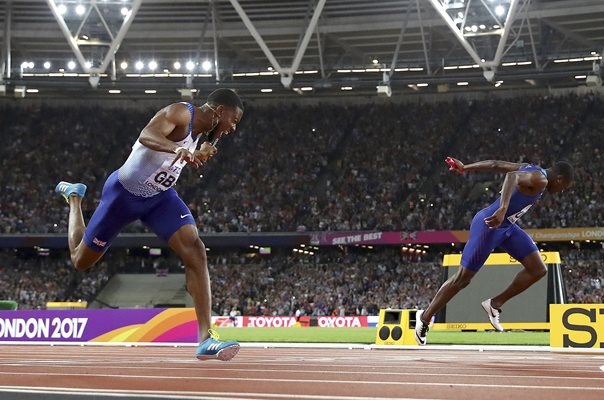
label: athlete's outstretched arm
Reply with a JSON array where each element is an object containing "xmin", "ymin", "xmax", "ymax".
[{"xmin": 447, "ymin": 158, "xmax": 528, "ymax": 174}]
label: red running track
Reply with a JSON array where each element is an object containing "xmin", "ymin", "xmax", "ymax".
[{"xmin": 0, "ymin": 345, "xmax": 602, "ymax": 399}]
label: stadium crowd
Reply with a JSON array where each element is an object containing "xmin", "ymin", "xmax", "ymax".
[
  {"xmin": 209, "ymin": 248, "xmax": 441, "ymax": 317},
  {"xmin": 0, "ymin": 94, "xmax": 602, "ymax": 310},
  {"xmin": 0, "ymin": 94, "xmax": 602, "ymax": 234},
  {"xmin": 408, "ymin": 94, "xmax": 602, "ymax": 230},
  {"xmin": 0, "ymin": 249, "xmax": 111, "ymax": 309},
  {"xmin": 562, "ymin": 248, "xmax": 603, "ymax": 304},
  {"xmin": 0, "ymin": 247, "xmax": 600, "ymax": 312}
]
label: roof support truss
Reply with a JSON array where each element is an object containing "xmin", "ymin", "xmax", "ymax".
[
  {"xmin": 426, "ymin": 0, "xmax": 526, "ymax": 81},
  {"xmin": 1, "ymin": 0, "xmax": 12, "ymax": 80},
  {"xmin": 228, "ymin": 0, "xmax": 326, "ymax": 88},
  {"xmin": 45, "ymin": 0, "xmax": 142, "ymax": 88}
]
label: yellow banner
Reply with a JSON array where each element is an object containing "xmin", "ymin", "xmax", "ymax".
[
  {"xmin": 46, "ymin": 301, "xmax": 88, "ymax": 309},
  {"xmin": 442, "ymin": 251, "xmax": 560, "ymax": 266},
  {"xmin": 550, "ymin": 304, "xmax": 604, "ymax": 348}
]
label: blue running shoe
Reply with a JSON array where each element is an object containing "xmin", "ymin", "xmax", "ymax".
[
  {"xmin": 196, "ymin": 329, "xmax": 240, "ymax": 361},
  {"xmin": 55, "ymin": 181, "xmax": 87, "ymax": 203}
]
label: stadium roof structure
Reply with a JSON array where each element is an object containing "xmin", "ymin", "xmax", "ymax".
[{"xmin": 0, "ymin": 0, "xmax": 602, "ymax": 99}]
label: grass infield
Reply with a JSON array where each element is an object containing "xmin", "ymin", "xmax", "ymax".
[{"xmin": 213, "ymin": 327, "xmax": 550, "ymax": 346}]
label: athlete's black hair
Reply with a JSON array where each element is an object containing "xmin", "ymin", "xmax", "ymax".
[
  {"xmin": 207, "ymin": 88, "xmax": 244, "ymax": 111},
  {"xmin": 553, "ymin": 161, "xmax": 574, "ymax": 182}
]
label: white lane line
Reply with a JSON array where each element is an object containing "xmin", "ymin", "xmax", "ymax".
[
  {"xmin": 0, "ymin": 371, "xmax": 601, "ymax": 391},
  {"xmin": 0, "ymin": 351, "xmax": 597, "ymax": 362},
  {"xmin": 0, "ymin": 358, "xmax": 599, "ymax": 370},
  {"xmin": 600, "ymin": 365, "xmax": 604, "ymax": 372},
  {"xmin": 0, "ymin": 360, "xmax": 601, "ymax": 374},
  {"xmin": 0, "ymin": 346, "xmax": 545, "ymax": 355},
  {"xmin": 1, "ymin": 360, "xmax": 599, "ymax": 374},
  {"xmin": 0, "ymin": 364, "xmax": 602, "ymax": 382},
  {"xmin": 0, "ymin": 352, "xmax": 594, "ymax": 366},
  {"xmin": 0, "ymin": 386, "xmax": 443, "ymax": 400},
  {"xmin": 0, "ymin": 342, "xmax": 551, "ymax": 353},
  {"xmin": 0, "ymin": 351, "xmax": 596, "ymax": 362}
]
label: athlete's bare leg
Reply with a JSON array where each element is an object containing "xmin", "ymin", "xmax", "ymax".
[
  {"xmin": 168, "ymin": 224, "xmax": 212, "ymax": 343},
  {"xmin": 421, "ymin": 266, "xmax": 477, "ymax": 322},
  {"xmin": 67, "ymin": 196, "xmax": 85, "ymax": 252},
  {"xmin": 67, "ymin": 196, "xmax": 104, "ymax": 271},
  {"xmin": 490, "ymin": 251, "xmax": 547, "ymax": 309}
]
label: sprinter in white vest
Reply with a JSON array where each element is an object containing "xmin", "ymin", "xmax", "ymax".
[{"xmin": 55, "ymin": 89, "xmax": 243, "ymax": 361}]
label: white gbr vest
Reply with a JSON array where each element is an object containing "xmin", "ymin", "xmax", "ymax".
[{"xmin": 118, "ymin": 102, "xmax": 200, "ymax": 197}]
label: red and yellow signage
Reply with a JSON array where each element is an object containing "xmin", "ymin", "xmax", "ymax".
[{"xmin": 314, "ymin": 228, "xmax": 604, "ymax": 245}]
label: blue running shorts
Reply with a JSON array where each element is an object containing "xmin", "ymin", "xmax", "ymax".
[
  {"xmin": 83, "ymin": 170, "xmax": 196, "ymax": 252},
  {"xmin": 460, "ymin": 209, "xmax": 538, "ymax": 271}
]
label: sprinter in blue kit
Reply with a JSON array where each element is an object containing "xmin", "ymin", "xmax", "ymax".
[
  {"xmin": 55, "ymin": 89, "xmax": 243, "ymax": 361},
  {"xmin": 415, "ymin": 158, "xmax": 574, "ymax": 345}
]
